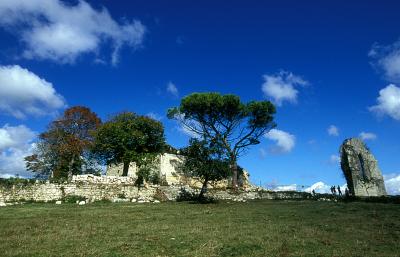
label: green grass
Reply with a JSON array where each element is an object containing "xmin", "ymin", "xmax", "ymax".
[{"xmin": 0, "ymin": 200, "xmax": 399, "ymax": 257}]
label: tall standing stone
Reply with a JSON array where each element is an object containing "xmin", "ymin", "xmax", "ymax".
[{"xmin": 340, "ymin": 138, "xmax": 386, "ymax": 196}]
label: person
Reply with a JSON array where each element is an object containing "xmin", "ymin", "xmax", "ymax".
[
  {"xmin": 337, "ymin": 185, "xmax": 342, "ymax": 196},
  {"xmin": 312, "ymin": 189, "xmax": 316, "ymax": 196},
  {"xmin": 330, "ymin": 186, "xmax": 334, "ymax": 194},
  {"xmin": 332, "ymin": 185, "xmax": 337, "ymax": 195},
  {"xmin": 345, "ymin": 188, "xmax": 349, "ymax": 197}
]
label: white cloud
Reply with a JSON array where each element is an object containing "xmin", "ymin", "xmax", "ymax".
[
  {"xmin": 0, "ymin": 124, "xmax": 36, "ymax": 151},
  {"xmin": 261, "ymin": 71, "xmax": 308, "ymax": 106},
  {"xmin": 0, "ymin": 0, "xmax": 145, "ymax": 65},
  {"xmin": 264, "ymin": 129, "xmax": 295, "ymax": 154},
  {"xmin": 369, "ymin": 40, "xmax": 400, "ymax": 83},
  {"xmin": 384, "ymin": 174, "xmax": 400, "ymax": 195},
  {"xmin": 304, "ymin": 182, "xmax": 347, "ymax": 194},
  {"xmin": 369, "ymin": 84, "xmax": 400, "ymax": 120},
  {"xmin": 359, "ymin": 132, "xmax": 377, "ymax": 141},
  {"xmin": 167, "ymin": 82, "xmax": 178, "ymax": 97},
  {"xmin": 274, "ymin": 184, "xmax": 297, "ymax": 191},
  {"xmin": 327, "ymin": 125, "xmax": 339, "ymax": 136},
  {"xmin": 0, "ymin": 124, "xmax": 36, "ymax": 178},
  {"xmin": 146, "ymin": 112, "xmax": 163, "ymax": 121},
  {"xmin": 329, "ymin": 154, "xmax": 340, "ymax": 164},
  {"xmin": 177, "ymin": 125, "xmax": 201, "ymax": 139},
  {"xmin": 304, "ymin": 182, "xmax": 331, "ymax": 194},
  {"xmin": 0, "ymin": 65, "xmax": 66, "ymax": 119},
  {"xmin": 259, "ymin": 148, "xmax": 267, "ymax": 159}
]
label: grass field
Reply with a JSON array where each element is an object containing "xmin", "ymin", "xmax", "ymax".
[{"xmin": 0, "ymin": 200, "xmax": 399, "ymax": 257}]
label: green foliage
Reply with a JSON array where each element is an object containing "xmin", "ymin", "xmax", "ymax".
[
  {"xmin": 135, "ymin": 154, "xmax": 161, "ymax": 186},
  {"xmin": 117, "ymin": 193, "xmax": 126, "ymax": 199},
  {"xmin": 168, "ymin": 92, "xmax": 276, "ymax": 188},
  {"xmin": 176, "ymin": 187, "xmax": 199, "ymax": 202},
  {"xmin": 0, "ymin": 178, "xmax": 37, "ymax": 188},
  {"xmin": 92, "ymin": 112, "xmax": 165, "ymax": 177},
  {"xmin": 181, "ymin": 139, "xmax": 230, "ymax": 183},
  {"xmin": 180, "ymin": 139, "xmax": 230, "ymax": 200},
  {"xmin": 62, "ymin": 195, "xmax": 87, "ymax": 203}
]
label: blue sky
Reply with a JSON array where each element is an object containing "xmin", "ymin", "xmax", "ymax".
[{"xmin": 0, "ymin": 0, "xmax": 400, "ymax": 194}]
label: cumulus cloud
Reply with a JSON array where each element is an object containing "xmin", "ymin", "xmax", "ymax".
[
  {"xmin": 329, "ymin": 154, "xmax": 340, "ymax": 165},
  {"xmin": 264, "ymin": 129, "xmax": 295, "ymax": 154},
  {"xmin": 304, "ymin": 182, "xmax": 347, "ymax": 194},
  {"xmin": 274, "ymin": 184, "xmax": 297, "ymax": 191},
  {"xmin": 304, "ymin": 182, "xmax": 331, "ymax": 194},
  {"xmin": 384, "ymin": 174, "xmax": 400, "ymax": 195},
  {"xmin": 0, "ymin": 0, "xmax": 145, "ymax": 65},
  {"xmin": 327, "ymin": 125, "xmax": 339, "ymax": 136},
  {"xmin": 0, "ymin": 65, "xmax": 65, "ymax": 119},
  {"xmin": 0, "ymin": 124, "xmax": 36, "ymax": 178},
  {"xmin": 369, "ymin": 84, "xmax": 400, "ymax": 120},
  {"xmin": 146, "ymin": 112, "xmax": 163, "ymax": 121},
  {"xmin": 0, "ymin": 124, "xmax": 36, "ymax": 151},
  {"xmin": 166, "ymin": 82, "xmax": 179, "ymax": 97},
  {"xmin": 369, "ymin": 39, "xmax": 400, "ymax": 83},
  {"xmin": 359, "ymin": 132, "xmax": 377, "ymax": 141},
  {"xmin": 261, "ymin": 71, "xmax": 308, "ymax": 106}
]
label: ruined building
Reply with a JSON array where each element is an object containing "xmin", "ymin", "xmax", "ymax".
[
  {"xmin": 340, "ymin": 138, "xmax": 386, "ymax": 196},
  {"xmin": 106, "ymin": 153, "xmax": 252, "ymax": 189}
]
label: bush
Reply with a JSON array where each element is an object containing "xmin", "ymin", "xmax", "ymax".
[
  {"xmin": 63, "ymin": 195, "xmax": 86, "ymax": 203},
  {"xmin": 176, "ymin": 187, "xmax": 198, "ymax": 202},
  {"xmin": 0, "ymin": 178, "xmax": 37, "ymax": 188},
  {"xmin": 176, "ymin": 187, "xmax": 216, "ymax": 203}
]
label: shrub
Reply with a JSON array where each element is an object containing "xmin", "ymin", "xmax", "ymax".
[
  {"xmin": 63, "ymin": 195, "xmax": 86, "ymax": 203},
  {"xmin": 0, "ymin": 178, "xmax": 36, "ymax": 188},
  {"xmin": 176, "ymin": 187, "xmax": 216, "ymax": 203},
  {"xmin": 117, "ymin": 193, "xmax": 126, "ymax": 199}
]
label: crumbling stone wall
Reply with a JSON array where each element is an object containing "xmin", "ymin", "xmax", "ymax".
[{"xmin": 0, "ymin": 175, "xmax": 311, "ymax": 204}]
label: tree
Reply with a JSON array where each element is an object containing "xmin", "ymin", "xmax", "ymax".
[
  {"xmin": 181, "ymin": 139, "xmax": 230, "ymax": 199},
  {"xmin": 92, "ymin": 112, "xmax": 165, "ymax": 178},
  {"xmin": 168, "ymin": 92, "xmax": 276, "ymax": 189},
  {"xmin": 25, "ymin": 106, "xmax": 102, "ymax": 180}
]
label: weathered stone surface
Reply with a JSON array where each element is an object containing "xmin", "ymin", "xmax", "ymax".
[
  {"xmin": 106, "ymin": 153, "xmax": 253, "ymax": 189},
  {"xmin": 0, "ymin": 175, "xmax": 313, "ymax": 204},
  {"xmin": 55, "ymin": 201, "xmax": 62, "ymax": 205},
  {"xmin": 340, "ymin": 138, "xmax": 387, "ymax": 196}
]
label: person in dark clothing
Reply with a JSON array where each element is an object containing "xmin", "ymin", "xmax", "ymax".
[
  {"xmin": 337, "ymin": 185, "xmax": 342, "ymax": 196},
  {"xmin": 345, "ymin": 188, "xmax": 350, "ymax": 197}
]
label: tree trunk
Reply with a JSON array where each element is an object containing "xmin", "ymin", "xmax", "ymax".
[
  {"xmin": 68, "ymin": 154, "xmax": 75, "ymax": 181},
  {"xmin": 199, "ymin": 178, "xmax": 209, "ymax": 200},
  {"xmin": 122, "ymin": 161, "xmax": 130, "ymax": 176},
  {"xmin": 231, "ymin": 157, "xmax": 238, "ymax": 190}
]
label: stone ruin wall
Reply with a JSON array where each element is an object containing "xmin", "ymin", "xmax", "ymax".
[
  {"xmin": 106, "ymin": 153, "xmax": 252, "ymax": 189},
  {"xmin": 0, "ymin": 174, "xmax": 310, "ymax": 204}
]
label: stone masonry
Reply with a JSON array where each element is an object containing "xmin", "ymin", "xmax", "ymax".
[
  {"xmin": 0, "ymin": 174, "xmax": 310, "ymax": 204},
  {"xmin": 340, "ymin": 138, "xmax": 387, "ymax": 196}
]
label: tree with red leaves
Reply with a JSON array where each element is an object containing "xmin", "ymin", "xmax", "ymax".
[{"xmin": 25, "ymin": 106, "xmax": 101, "ymax": 180}]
